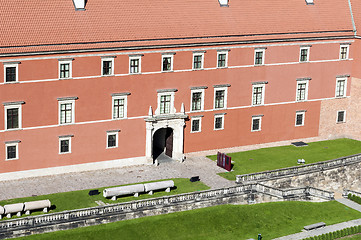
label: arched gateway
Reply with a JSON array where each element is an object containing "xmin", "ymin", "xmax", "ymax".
[{"xmin": 145, "ymin": 106, "xmax": 187, "ymax": 164}]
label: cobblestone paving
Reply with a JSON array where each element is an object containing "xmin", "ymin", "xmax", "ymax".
[{"xmin": 0, "ymin": 156, "xmax": 235, "ymax": 201}]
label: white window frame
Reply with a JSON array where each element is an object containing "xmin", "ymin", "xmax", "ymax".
[
  {"xmin": 213, "ymin": 87, "xmax": 228, "ymax": 110},
  {"xmin": 339, "ymin": 44, "xmax": 350, "ymax": 60},
  {"xmin": 191, "ymin": 117, "xmax": 202, "ymax": 133},
  {"xmin": 58, "ymin": 99, "xmax": 75, "ymax": 125},
  {"xmin": 252, "ymin": 84, "xmax": 265, "ymax": 106},
  {"xmin": 192, "ymin": 52, "xmax": 204, "ymax": 70},
  {"xmin": 101, "ymin": 57, "xmax": 115, "ymax": 76},
  {"xmin": 3, "ymin": 62, "xmax": 19, "ymax": 83},
  {"xmin": 217, "ymin": 50, "xmax": 228, "ymax": 68},
  {"xmin": 335, "ymin": 77, "xmax": 347, "ymax": 98},
  {"xmin": 5, "ymin": 142, "xmax": 19, "ymax": 161},
  {"xmin": 336, "ymin": 110, "xmax": 346, "ymax": 123},
  {"xmin": 106, "ymin": 131, "xmax": 119, "ymax": 149},
  {"xmin": 58, "ymin": 60, "xmax": 72, "ymax": 79},
  {"xmin": 112, "ymin": 95, "xmax": 128, "ymax": 119},
  {"xmin": 156, "ymin": 91, "xmax": 176, "ymax": 115},
  {"xmin": 295, "ymin": 111, "xmax": 305, "ymax": 126},
  {"xmin": 129, "ymin": 56, "xmax": 142, "ymax": 74},
  {"xmin": 254, "ymin": 48, "xmax": 265, "ymax": 66},
  {"xmin": 190, "ymin": 89, "xmax": 205, "ymax": 112},
  {"xmin": 4, "ymin": 104, "xmax": 22, "ymax": 130},
  {"xmin": 299, "ymin": 46, "xmax": 310, "ymax": 62},
  {"xmin": 251, "ymin": 116, "xmax": 262, "ymax": 132},
  {"xmin": 59, "ymin": 136, "xmax": 72, "ymax": 154},
  {"xmin": 296, "ymin": 80, "xmax": 309, "ymax": 102},
  {"xmin": 161, "ymin": 54, "xmax": 174, "ymax": 72},
  {"xmin": 214, "ymin": 114, "xmax": 225, "ymax": 131}
]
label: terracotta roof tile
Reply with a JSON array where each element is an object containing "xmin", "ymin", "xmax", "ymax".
[{"xmin": 0, "ymin": 0, "xmax": 355, "ymax": 54}]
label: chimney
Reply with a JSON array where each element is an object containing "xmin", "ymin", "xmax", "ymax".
[{"xmin": 73, "ymin": 0, "xmax": 86, "ymax": 10}]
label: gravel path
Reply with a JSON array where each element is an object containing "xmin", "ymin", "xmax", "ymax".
[{"xmin": 0, "ymin": 156, "xmax": 235, "ymax": 201}]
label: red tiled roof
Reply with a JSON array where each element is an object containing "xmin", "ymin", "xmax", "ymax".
[{"xmin": 0, "ymin": 0, "xmax": 355, "ymax": 54}]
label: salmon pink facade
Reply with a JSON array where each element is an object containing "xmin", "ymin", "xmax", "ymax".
[{"xmin": 1, "ymin": 0, "xmax": 361, "ymax": 179}]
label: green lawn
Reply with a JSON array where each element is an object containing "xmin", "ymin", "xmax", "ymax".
[
  {"xmin": 207, "ymin": 138, "xmax": 361, "ymax": 180},
  {"xmin": 0, "ymin": 178, "xmax": 209, "ymax": 219},
  {"xmin": 15, "ymin": 201, "xmax": 361, "ymax": 240}
]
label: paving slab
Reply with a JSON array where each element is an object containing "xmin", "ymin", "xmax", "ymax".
[{"xmin": 0, "ymin": 156, "xmax": 236, "ymax": 201}]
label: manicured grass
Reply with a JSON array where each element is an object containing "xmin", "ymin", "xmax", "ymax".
[
  {"xmin": 207, "ymin": 138, "xmax": 361, "ymax": 180},
  {"xmin": 15, "ymin": 201, "xmax": 361, "ymax": 240},
  {"xmin": 0, "ymin": 178, "xmax": 209, "ymax": 219}
]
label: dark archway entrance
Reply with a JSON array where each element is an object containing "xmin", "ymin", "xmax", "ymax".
[{"xmin": 153, "ymin": 128, "xmax": 173, "ymax": 161}]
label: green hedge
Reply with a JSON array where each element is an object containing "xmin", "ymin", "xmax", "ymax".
[
  {"xmin": 302, "ymin": 225, "xmax": 361, "ymax": 240},
  {"xmin": 348, "ymin": 194, "xmax": 361, "ymax": 205}
]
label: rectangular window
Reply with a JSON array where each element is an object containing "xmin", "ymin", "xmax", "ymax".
[
  {"xmin": 107, "ymin": 131, "xmax": 119, "ymax": 148},
  {"xmin": 60, "ymin": 103, "xmax": 73, "ymax": 124},
  {"xmin": 6, "ymin": 142, "xmax": 19, "ymax": 160},
  {"xmin": 340, "ymin": 45, "xmax": 349, "ymax": 60},
  {"xmin": 295, "ymin": 112, "xmax": 305, "ymax": 126},
  {"xmin": 58, "ymin": 98, "xmax": 76, "ymax": 125},
  {"xmin": 254, "ymin": 49, "xmax": 265, "ymax": 65},
  {"xmin": 156, "ymin": 90, "xmax": 176, "ymax": 115},
  {"xmin": 191, "ymin": 117, "xmax": 202, "ymax": 133},
  {"xmin": 130, "ymin": 58, "xmax": 140, "ymax": 74},
  {"xmin": 251, "ymin": 116, "xmax": 262, "ymax": 131},
  {"xmin": 162, "ymin": 55, "xmax": 174, "ymax": 72},
  {"xmin": 4, "ymin": 103, "xmax": 23, "ymax": 130},
  {"xmin": 102, "ymin": 57, "xmax": 114, "ymax": 76},
  {"xmin": 214, "ymin": 90, "xmax": 225, "ymax": 109},
  {"xmin": 337, "ymin": 110, "xmax": 346, "ymax": 123},
  {"xmin": 6, "ymin": 108, "xmax": 19, "ymax": 130},
  {"xmin": 59, "ymin": 63, "xmax": 70, "ymax": 79},
  {"xmin": 299, "ymin": 47, "xmax": 310, "ymax": 62},
  {"xmin": 214, "ymin": 115, "xmax": 224, "ymax": 130},
  {"xmin": 160, "ymin": 95, "xmax": 171, "ymax": 114},
  {"xmin": 252, "ymin": 85, "xmax": 264, "ymax": 105},
  {"xmin": 296, "ymin": 81, "xmax": 308, "ymax": 101},
  {"xmin": 191, "ymin": 92, "xmax": 203, "ymax": 111},
  {"xmin": 193, "ymin": 53, "xmax": 204, "ymax": 70},
  {"xmin": 59, "ymin": 137, "xmax": 71, "ymax": 154},
  {"xmin": 217, "ymin": 51, "xmax": 228, "ymax": 68},
  {"xmin": 335, "ymin": 78, "xmax": 346, "ymax": 97},
  {"xmin": 113, "ymin": 98, "xmax": 125, "ymax": 119},
  {"xmin": 5, "ymin": 66, "xmax": 18, "ymax": 83}
]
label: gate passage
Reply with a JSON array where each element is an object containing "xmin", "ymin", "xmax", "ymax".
[{"xmin": 217, "ymin": 152, "xmax": 232, "ymax": 171}]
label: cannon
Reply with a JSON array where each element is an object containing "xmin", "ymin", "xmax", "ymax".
[
  {"xmin": 144, "ymin": 180, "xmax": 174, "ymax": 195},
  {"xmin": 4, "ymin": 203, "xmax": 24, "ymax": 218},
  {"xmin": 103, "ymin": 184, "xmax": 145, "ymax": 200},
  {"xmin": 24, "ymin": 200, "xmax": 51, "ymax": 215}
]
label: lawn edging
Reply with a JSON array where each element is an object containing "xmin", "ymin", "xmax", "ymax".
[{"xmin": 236, "ymin": 153, "xmax": 361, "ymax": 183}]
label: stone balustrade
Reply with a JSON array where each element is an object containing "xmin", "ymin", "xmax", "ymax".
[
  {"xmin": 0, "ymin": 182, "xmax": 333, "ymax": 236},
  {"xmin": 343, "ymin": 189, "xmax": 361, "ymax": 198},
  {"xmin": 236, "ymin": 153, "xmax": 361, "ymax": 183}
]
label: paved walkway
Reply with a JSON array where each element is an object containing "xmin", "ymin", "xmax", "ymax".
[
  {"xmin": 0, "ymin": 156, "xmax": 236, "ymax": 201},
  {"xmin": 273, "ymin": 198, "xmax": 361, "ymax": 240}
]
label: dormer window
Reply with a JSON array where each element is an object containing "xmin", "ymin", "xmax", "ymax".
[
  {"xmin": 73, "ymin": 0, "xmax": 86, "ymax": 10},
  {"xmin": 218, "ymin": 0, "xmax": 229, "ymax": 6}
]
